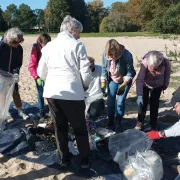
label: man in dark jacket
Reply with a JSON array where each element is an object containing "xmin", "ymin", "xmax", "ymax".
[{"xmin": 0, "ymin": 27, "xmax": 29, "ymax": 120}]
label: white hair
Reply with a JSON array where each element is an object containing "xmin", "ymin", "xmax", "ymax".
[
  {"xmin": 3, "ymin": 27, "xmax": 24, "ymax": 44},
  {"xmin": 60, "ymin": 15, "xmax": 83, "ymax": 33},
  {"xmin": 146, "ymin": 51, "xmax": 164, "ymax": 68}
]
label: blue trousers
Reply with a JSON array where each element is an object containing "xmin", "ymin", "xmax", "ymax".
[
  {"xmin": 35, "ymin": 81, "xmax": 45, "ymax": 115},
  {"xmin": 108, "ymin": 80, "xmax": 132, "ymax": 124}
]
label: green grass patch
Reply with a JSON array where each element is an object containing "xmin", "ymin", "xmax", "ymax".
[{"xmin": 1, "ymin": 31, "xmax": 180, "ymax": 39}]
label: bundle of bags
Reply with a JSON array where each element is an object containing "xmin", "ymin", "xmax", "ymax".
[{"xmin": 109, "ymin": 129, "xmax": 163, "ymax": 180}]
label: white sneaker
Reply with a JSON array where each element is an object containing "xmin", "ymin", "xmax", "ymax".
[
  {"xmin": 6, "ymin": 112, "xmax": 14, "ymax": 123},
  {"xmin": 18, "ymin": 110, "xmax": 29, "ymax": 120}
]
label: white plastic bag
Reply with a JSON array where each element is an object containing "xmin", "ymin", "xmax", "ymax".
[
  {"xmin": 0, "ymin": 70, "xmax": 15, "ymax": 124},
  {"xmin": 123, "ymin": 150, "xmax": 163, "ymax": 180},
  {"xmin": 109, "ymin": 129, "xmax": 152, "ymax": 167}
]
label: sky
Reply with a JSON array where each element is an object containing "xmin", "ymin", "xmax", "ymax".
[{"xmin": 0, "ymin": 0, "xmax": 128, "ymax": 10}]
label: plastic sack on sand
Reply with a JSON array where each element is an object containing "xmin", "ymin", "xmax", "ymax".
[
  {"xmin": 109, "ymin": 129, "xmax": 152, "ymax": 167},
  {"xmin": 0, "ymin": 69, "xmax": 15, "ymax": 124},
  {"xmin": 123, "ymin": 150, "xmax": 163, "ymax": 180}
]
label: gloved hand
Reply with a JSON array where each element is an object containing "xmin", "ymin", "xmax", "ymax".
[
  {"xmin": 101, "ymin": 82, "xmax": 106, "ymax": 89},
  {"xmin": 136, "ymin": 96, "xmax": 143, "ymax": 106},
  {"xmin": 146, "ymin": 131, "xmax": 166, "ymax": 140},
  {"xmin": 101, "ymin": 81, "xmax": 106, "ymax": 94},
  {"xmin": 117, "ymin": 83, "xmax": 126, "ymax": 95},
  {"xmin": 13, "ymin": 73, "xmax": 19, "ymax": 82},
  {"xmin": 36, "ymin": 77, "xmax": 44, "ymax": 86}
]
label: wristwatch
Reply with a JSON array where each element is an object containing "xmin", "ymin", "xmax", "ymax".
[{"xmin": 159, "ymin": 130, "xmax": 165, "ymax": 137}]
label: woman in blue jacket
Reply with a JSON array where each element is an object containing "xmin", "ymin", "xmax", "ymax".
[{"xmin": 101, "ymin": 39, "xmax": 136, "ymax": 133}]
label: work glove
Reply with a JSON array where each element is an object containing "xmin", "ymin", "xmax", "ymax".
[
  {"xmin": 117, "ymin": 83, "xmax": 126, "ymax": 95},
  {"xmin": 146, "ymin": 131, "xmax": 166, "ymax": 140},
  {"xmin": 13, "ymin": 73, "xmax": 19, "ymax": 83},
  {"xmin": 101, "ymin": 81, "xmax": 106, "ymax": 94},
  {"xmin": 36, "ymin": 77, "xmax": 44, "ymax": 86},
  {"xmin": 101, "ymin": 82, "xmax": 106, "ymax": 89},
  {"xmin": 136, "ymin": 96, "xmax": 143, "ymax": 106}
]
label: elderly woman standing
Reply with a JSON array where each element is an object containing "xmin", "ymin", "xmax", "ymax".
[
  {"xmin": 37, "ymin": 16, "xmax": 95, "ymax": 176},
  {"xmin": 101, "ymin": 39, "xmax": 136, "ymax": 133},
  {"xmin": 0, "ymin": 27, "xmax": 29, "ymax": 120},
  {"xmin": 135, "ymin": 51, "xmax": 171, "ymax": 130}
]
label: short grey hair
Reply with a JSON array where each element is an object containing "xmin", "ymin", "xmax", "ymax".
[
  {"xmin": 146, "ymin": 51, "xmax": 164, "ymax": 68},
  {"xmin": 3, "ymin": 27, "xmax": 24, "ymax": 44},
  {"xmin": 60, "ymin": 15, "xmax": 83, "ymax": 33}
]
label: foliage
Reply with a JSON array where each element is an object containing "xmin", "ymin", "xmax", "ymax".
[
  {"xmin": 0, "ymin": 7, "xmax": 7, "ymax": 31},
  {"xmin": 34, "ymin": 9, "xmax": 45, "ymax": 31},
  {"xmin": 87, "ymin": 0, "xmax": 109, "ymax": 32},
  {"xmin": 68, "ymin": 0, "xmax": 88, "ymax": 32},
  {"xmin": 44, "ymin": 0, "xmax": 69, "ymax": 32},
  {"xmin": 18, "ymin": 4, "xmax": 36, "ymax": 30},
  {"xmin": 100, "ymin": 2, "xmax": 138, "ymax": 32},
  {"xmin": 3, "ymin": 4, "xmax": 18, "ymax": 28}
]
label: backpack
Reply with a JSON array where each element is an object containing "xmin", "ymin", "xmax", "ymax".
[{"xmin": 33, "ymin": 43, "xmax": 41, "ymax": 60}]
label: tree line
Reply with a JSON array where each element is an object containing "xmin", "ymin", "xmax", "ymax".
[{"xmin": 0, "ymin": 0, "xmax": 180, "ymax": 34}]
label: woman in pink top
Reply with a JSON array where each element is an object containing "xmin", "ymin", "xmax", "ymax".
[
  {"xmin": 135, "ymin": 51, "xmax": 171, "ymax": 130},
  {"xmin": 28, "ymin": 33, "xmax": 51, "ymax": 120}
]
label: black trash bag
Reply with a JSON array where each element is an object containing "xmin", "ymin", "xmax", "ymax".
[{"xmin": 0, "ymin": 128, "xmax": 26, "ymax": 154}]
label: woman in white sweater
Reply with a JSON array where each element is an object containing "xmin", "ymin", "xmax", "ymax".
[{"xmin": 37, "ymin": 15, "xmax": 94, "ymax": 176}]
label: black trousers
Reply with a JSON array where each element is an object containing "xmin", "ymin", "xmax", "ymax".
[
  {"xmin": 138, "ymin": 86, "xmax": 162, "ymax": 129},
  {"xmin": 47, "ymin": 98, "xmax": 90, "ymax": 161}
]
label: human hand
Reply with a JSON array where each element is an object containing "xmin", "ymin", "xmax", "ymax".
[
  {"xmin": 117, "ymin": 83, "xmax": 126, "ymax": 95},
  {"xmin": 13, "ymin": 73, "xmax": 19, "ymax": 82},
  {"xmin": 36, "ymin": 77, "xmax": 44, "ymax": 86},
  {"xmin": 146, "ymin": 131, "xmax": 166, "ymax": 140},
  {"xmin": 136, "ymin": 96, "xmax": 143, "ymax": 106}
]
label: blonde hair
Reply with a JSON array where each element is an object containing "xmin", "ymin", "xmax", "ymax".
[{"xmin": 105, "ymin": 39, "xmax": 124, "ymax": 59}]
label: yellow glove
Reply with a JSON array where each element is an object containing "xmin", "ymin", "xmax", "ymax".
[
  {"xmin": 117, "ymin": 83, "xmax": 126, "ymax": 95},
  {"xmin": 101, "ymin": 82, "xmax": 106, "ymax": 89}
]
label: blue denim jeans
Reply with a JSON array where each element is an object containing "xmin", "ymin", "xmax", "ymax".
[
  {"xmin": 35, "ymin": 81, "xmax": 45, "ymax": 115},
  {"xmin": 108, "ymin": 80, "xmax": 132, "ymax": 124}
]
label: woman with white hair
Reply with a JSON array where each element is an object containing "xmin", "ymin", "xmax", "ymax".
[
  {"xmin": 0, "ymin": 27, "xmax": 29, "ymax": 120},
  {"xmin": 135, "ymin": 51, "xmax": 171, "ymax": 130},
  {"xmin": 37, "ymin": 16, "xmax": 96, "ymax": 177}
]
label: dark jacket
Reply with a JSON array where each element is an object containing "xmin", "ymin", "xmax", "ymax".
[
  {"xmin": 101, "ymin": 49, "xmax": 136, "ymax": 82},
  {"xmin": 0, "ymin": 41, "xmax": 23, "ymax": 74}
]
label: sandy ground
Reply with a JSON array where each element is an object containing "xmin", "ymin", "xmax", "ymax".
[{"xmin": 0, "ymin": 36, "xmax": 180, "ymax": 179}]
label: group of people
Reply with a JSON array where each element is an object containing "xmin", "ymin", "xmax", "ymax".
[{"xmin": 1, "ymin": 15, "xmax": 180, "ymax": 176}]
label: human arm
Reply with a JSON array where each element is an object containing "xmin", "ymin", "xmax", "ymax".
[
  {"xmin": 163, "ymin": 57, "xmax": 171, "ymax": 90},
  {"xmin": 28, "ymin": 46, "xmax": 39, "ymax": 80},
  {"xmin": 147, "ymin": 120, "xmax": 180, "ymax": 139},
  {"xmin": 136, "ymin": 61, "xmax": 147, "ymax": 97},
  {"xmin": 13, "ymin": 45, "xmax": 23, "ymax": 74},
  {"xmin": 37, "ymin": 48, "xmax": 48, "ymax": 81},
  {"xmin": 123, "ymin": 52, "xmax": 136, "ymax": 83},
  {"xmin": 77, "ymin": 43, "xmax": 92, "ymax": 88}
]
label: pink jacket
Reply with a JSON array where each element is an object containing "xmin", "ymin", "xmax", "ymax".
[
  {"xmin": 28, "ymin": 43, "xmax": 42, "ymax": 79},
  {"xmin": 136, "ymin": 56, "xmax": 171, "ymax": 96}
]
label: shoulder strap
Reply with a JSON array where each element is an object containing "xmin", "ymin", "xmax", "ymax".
[
  {"xmin": 33, "ymin": 43, "xmax": 41, "ymax": 60},
  {"xmin": 0, "ymin": 41, "xmax": 4, "ymax": 56}
]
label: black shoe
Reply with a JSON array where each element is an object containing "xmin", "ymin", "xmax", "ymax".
[
  {"xmin": 107, "ymin": 118, "xmax": 115, "ymax": 130},
  {"xmin": 81, "ymin": 158, "xmax": 90, "ymax": 168},
  {"xmin": 78, "ymin": 168, "xmax": 97, "ymax": 178},
  {"xmin": 115, "ymin": 123, "xmax": 122, "ymax": 134},
  {"xmin": 60, "ymin": 152, "xmax": 73, "ymax": 167}
]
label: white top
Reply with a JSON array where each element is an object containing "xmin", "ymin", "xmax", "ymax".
[
  {"xmin": 37, "ymin": 31, "xmax": 92, "ymax": 100},
  {"xmin": 164, "ymin": 120, "xmax": 180, "ymax": 138},
  {"xmin": 85, "ymin": 65, "xmax": 103, "ymax": 99},
  {"xmin": 84, "ymin": 65, "xmax": 103, "ymax": 115}
]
